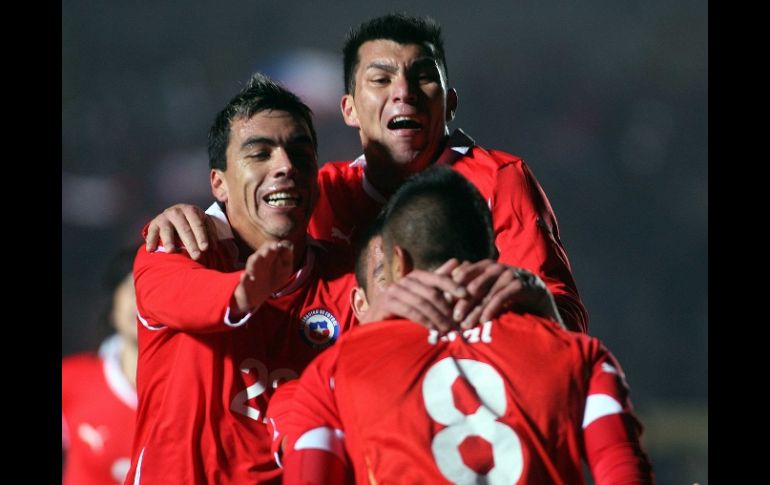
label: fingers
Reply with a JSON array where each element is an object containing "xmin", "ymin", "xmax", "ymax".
[
  {"xmin": 144, "ymin": 204, "xmax": 211, "ymax": 259},
  {"xmin": 449, "ymin": 260, "xmax": 503, "ymax": 325},
  {"xmin": 434, "ymin": 258, "xmax": 460, "ymax": 276},
  {"xmin": 204, "ymin": 214, "xmax": 220, "ymax": 252},
  {"xmin": 458, "ymin": 303, "xmax": 483, "ymax": 330},
  {"xmin": 449, "ymin": 262, "xmax": 555, "ymax": 327},
  {"xmin": 478, "ymin": 280, "xmax": 522, "ymax": 324},
  {"xmin": 476, "ymin": 267, "xmax": 556, "ymax": 323},
  {"xmin": 361, "ymin": 272, "xmax": 462, "ymax": 334},
  {"xmin": 239, "ymin": 241, "xmax": 295, "ymax": 309},
  {"xmin": 159, "ymin": 219, "xmax": 179, "ymax": 254},
  {"xmin": 405, "ymin": 269, "xmax": 468, "ymax": 300},
  {"xmin": 143, "ymin": 212, "xmax": 180, "ymax": 253},
  {"xmin": 457, "ymin": 272, "xmax": 514, "ymax": 329},
  {"xmin": 450, "ymin": 259, "xmax": 491, "ymax": 287},
  {"xmin": 246, "ymin": 241, "xmax": 294, "ymax": 277},
  {"xmin": 145, "ymin": 222, "xmax": 161, "ymax": 253},
  {"xmin": 165, "ymin": 205, "xmax": 207, "ymax": 260}
]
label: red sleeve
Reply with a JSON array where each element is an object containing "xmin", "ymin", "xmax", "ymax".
[
  {"xmin": 583, "ymin": 346, "xmax": 655, "ymax": 484},
  {"xmin": 491, "ymin": 161, "xmax": 589, "ymax": 332},
  {"xmin": 281, "ymin": 345, "xmax": 351, "ymax": 483},
  {"xmin": 266, "ymin": 379, "xmax": 299, "ymax": 464},
  {"xmin": 133, "ymin": 246, "xmax": 243, "ymax": 333},
  {"xmin": 282, "ymin": 449, "xmax": 348, "ymax": 485}
]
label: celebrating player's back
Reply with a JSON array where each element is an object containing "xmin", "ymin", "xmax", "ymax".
[{"xmin": 281, "ymin": 167, "xmax": 654, "ymax": 484}]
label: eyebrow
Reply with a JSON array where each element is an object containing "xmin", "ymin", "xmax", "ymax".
[
  {"xmin": 241, "ymin": 137, "xmax": 276, "ymax": 150},
  {"xmin": 366, "ymin": 57, "xmax": 438, "ymax": 73},
  {"xmin": 240, "ymin": 133, "xmax": 314, "ymax": 151}
]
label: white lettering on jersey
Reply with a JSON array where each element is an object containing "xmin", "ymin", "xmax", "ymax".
[
  {"xmin": 422, "ymin": 357, "xmax": 523, "ymax": 484},
  {"xmin": 428, "ymin": 321, "xmax": 493, "ymax": 345},
  {"xmin": 230, "ymin": 358, "xmax": 299, "ymax": 423}
]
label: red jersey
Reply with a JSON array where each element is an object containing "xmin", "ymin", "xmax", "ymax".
[
  {"xmin": 282, "ymin": 315, "xmax": 653, "ymax": 484},
  {"xmin": 126, "ymin": 203, "xmax": 357, "ymax": 485},
  {"xmin": 309, "ymin": 157, "xmax": 383, "ymax": 248},
  {"xmin": 310, "ymin": 129, "xmax": 588, "ymax": 332},
  {"xmin": 62, "ymin": 335, "xmax": 137, "ymax": 485}
]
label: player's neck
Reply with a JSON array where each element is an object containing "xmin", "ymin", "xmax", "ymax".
[
  {"xmin": 364, "ymin": 140, "xmax": 449, "ymax": 195},
  {"xmin": 363, "ymin": 162, "xmax": 407, "ymax": 196}
]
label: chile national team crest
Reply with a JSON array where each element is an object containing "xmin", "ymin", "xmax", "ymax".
[{"xmin": 300, "ymin": 308, "xmax": 340, "ymax": 349}]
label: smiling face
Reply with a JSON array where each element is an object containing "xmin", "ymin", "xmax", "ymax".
[
  {"xmin": 211, "ymin": 109, "xmax": 318, "ymax": 251},
  {"xmin": 341, "ymin": 40, "xmax": 457, "ymax": 176}
]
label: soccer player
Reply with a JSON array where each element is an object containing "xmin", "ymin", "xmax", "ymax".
[
  {"xmin": 62, "ymin": 248, "xmax": 138, "ymax": 485},
  {"xmin": 144, "ymin": 13, "xmax": 588, "ymax": 333},
  {"xmin": 124, "ymin": 74, "xmax": 364, "ymax": 485},
  {"xmin": 280, "ymin": 167, "xmax": 654, "ymax": 484}
]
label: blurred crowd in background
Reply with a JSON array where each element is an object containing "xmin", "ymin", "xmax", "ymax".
[{"xmin": 62, "ymin": 1, "xmax": 707, "ymax": 482}]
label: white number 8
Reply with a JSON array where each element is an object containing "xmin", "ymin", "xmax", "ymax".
[{"xmin": 422, "ymin": 358, "xmax": 523, "ymax": 484}]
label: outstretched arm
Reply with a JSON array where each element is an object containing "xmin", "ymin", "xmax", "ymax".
[{"xmin": 135, "ymin": 240, "xmax": 293, "ymax": 332}]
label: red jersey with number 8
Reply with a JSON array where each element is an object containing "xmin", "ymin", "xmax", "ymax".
[{"xmin": 282, "ymin": 315, "xmax": 653, "ymax": 484}]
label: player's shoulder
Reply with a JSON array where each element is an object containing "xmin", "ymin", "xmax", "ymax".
[
  {"xmin": 451, "ymin": 145, "xmax": 528, "ymax": 195},
  {"xmin": 341, "ymin": 319, "xmax": 426, "ymax": 348},
  {"xmin": 318, "ymin": 159, "xmax": 362, "ymax": 180},
  {"xmin": 470, "ymin": 145, "xmax": 526, "ymax": 169},
  {"xmin": 496, "ymin": 313, "xmax": 594, "ymax": 348}
]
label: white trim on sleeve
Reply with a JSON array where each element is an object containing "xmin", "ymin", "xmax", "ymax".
[
  {"xmin": 137, "ymin": 312, "xmax": 165, "ymax": 331},
  {"xmin": 294, "ymin": 426, "xmax": 347, "ymax": 463},
  {"xmin": 582, "ymin": 393, "xmax": 623, "ymax": 429},
  {"xmin": 224, "ymin": 305, "xmax": 254, "ymax": 327}
]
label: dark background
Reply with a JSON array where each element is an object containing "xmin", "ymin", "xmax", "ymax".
[{"xmin": 62, "ymin": 1, "xmax": 707, "ymax": 482}]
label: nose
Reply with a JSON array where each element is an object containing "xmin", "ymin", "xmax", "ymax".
[
  {"xmin": 269, "ymin": 149, "xmax": 297, "ymax": 179},
  {"xmin": 391, "ymin": 74, "xmax": 417, "ymax": 104}
]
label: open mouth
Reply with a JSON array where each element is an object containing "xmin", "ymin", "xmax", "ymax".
[
  {"xmin": 263, "ymin": 190, "xmax": 302, "ymax": 208},
  {"xmin": 387, "ymin": 116, "xmax": 423, "ymax": 130}
]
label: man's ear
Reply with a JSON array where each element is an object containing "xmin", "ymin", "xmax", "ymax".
[
  {"xmin": 341, "ymin": 94, "xmax": 360, "ymax": 128},
  {"xmin": 210, "ymin": 169, "xmax": 228, "ymax": 203},
  {"xmin": 446, "ymin": 88, "xmax": 458, "ymax": 122},
  {"xmin": 349, "ymin": 286, "xmax": 369, "ymax": 322},
  {"xmin": 391, "ymin": 245, "xmax": 414, "ymax": 282}
]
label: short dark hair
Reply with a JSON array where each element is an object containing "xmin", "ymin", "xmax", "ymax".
[
  {"xmin": 208, "ymin": 72, "xmax": 318, "ymax": 170},
  {"xmin": 354, "ymin": 212, "xmax": 386, "ymax": 291},
  {"xmin": 343, "ymin": 13, "xmax": 448, "ymax": 95},
  {"xmin": 381, "ymin": 166, "xmax": 496, "ymax": 271}
]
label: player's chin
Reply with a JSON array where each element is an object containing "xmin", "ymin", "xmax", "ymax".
[{"xmin": 267, "ymin": 219, "xmax": 305, "ymax": 242}]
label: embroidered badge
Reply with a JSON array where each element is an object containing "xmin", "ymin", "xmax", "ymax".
[{"xmin": 300, "ymin": 309, "xmax": 340, "ymax": 349}]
